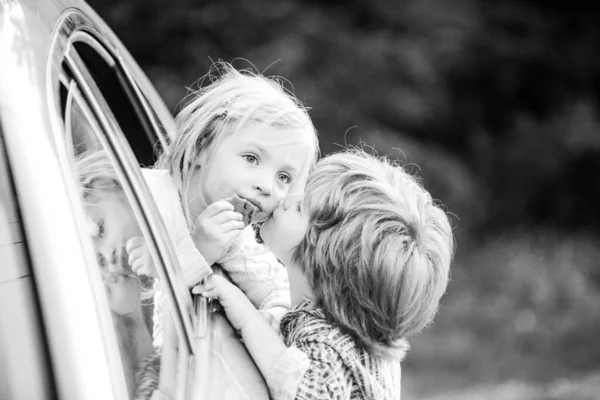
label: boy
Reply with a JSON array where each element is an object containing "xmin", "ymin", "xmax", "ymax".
[{"xmin": 199, "ymin": 149, "xmax": 454, "ymax": 400}]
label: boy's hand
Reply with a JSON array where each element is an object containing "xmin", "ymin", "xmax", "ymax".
[
  {"xmin": 191, "ymin": 200, "xmax": 245, "ymax": 266},
  {"xmin": 192, "ymin": 274, "xmax": 258, "ymax": 332},
  {"xmin": 126, "ymin": 236, "xmax": 158, "ymax": 278}
]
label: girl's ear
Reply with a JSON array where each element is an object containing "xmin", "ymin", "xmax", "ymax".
[{"xmin": 192, "ymin": 150, "xmax": 209, "ymax": 168}]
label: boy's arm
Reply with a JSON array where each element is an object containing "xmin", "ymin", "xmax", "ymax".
[
  {"xmin": 198, "ymin": 276, "xmax": 349, "ymax": 400},
  {"xmin": 197, "ymin": 275, "xmax": 287, "ymax": 372}
]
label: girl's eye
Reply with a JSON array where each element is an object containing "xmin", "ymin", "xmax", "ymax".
[
  {"xmin": 98, "ymin": 220, "xmax": 105, "ymax": 238},
  {"xmin": 243, "ymin": 154, "xmax": 258, "ymax": 165},
  {"xmin": 278, "ymin": 173, "xmax": 292, "ymax": 184}
]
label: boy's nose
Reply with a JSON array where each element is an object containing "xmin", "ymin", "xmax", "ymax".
[{"xmin": 283, "ymin": 193, "xmax": 304, "ymax": 210}]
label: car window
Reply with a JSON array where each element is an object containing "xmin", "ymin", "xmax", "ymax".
[
  {"xmin": 60, "ymin": 80, "xmax": 176, "ymax": 399},
  {"xmin": 49, "ymin": 19, "xmax": 195, "ymax": 400}
]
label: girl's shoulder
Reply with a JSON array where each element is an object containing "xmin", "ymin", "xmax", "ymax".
[
  {"xmin": 141, "ymin": 168, "xmax": 172, "ymax": 185},
  {"xmin": 141, "ymin": 168, "xmax": 178, "ymax": 197}
]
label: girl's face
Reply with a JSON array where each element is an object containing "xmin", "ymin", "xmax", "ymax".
[
  {"xmin": 260, "ymin": 193, "xmax": 313, "ymax": 307},
  {"xmin": 85, "ymin": 192, "xmax": 142, "ymax": 276},
  {"xmin": 188, "ymin": 123, "xmax": 314, "ymax": 223}
]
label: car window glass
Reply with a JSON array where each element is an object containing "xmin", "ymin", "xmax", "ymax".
[
  {"xmin": 59, "ymin": 75, "xmax": 190, "ymax": 399},
  {"xmin": 63, "ymin": 83, "xmax": 157, "ymax": 397}
]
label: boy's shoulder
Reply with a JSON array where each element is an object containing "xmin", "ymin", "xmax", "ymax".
[{"xmin": 281, "ymin": 302, "xmax": 356, "ymax": 352}]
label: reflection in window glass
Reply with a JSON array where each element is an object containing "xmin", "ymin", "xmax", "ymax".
[{"xmin": 62, "ymin": 80, "xmax": 180, "ymax": 399}]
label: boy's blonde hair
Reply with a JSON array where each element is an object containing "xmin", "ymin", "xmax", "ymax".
[
  {"xmin": 156, "ymin": 61, "xmax": 319, "ymax": 226},
  {"xmin": 292, "ymin": 149, "xmax": 454, "ymax": 359}
]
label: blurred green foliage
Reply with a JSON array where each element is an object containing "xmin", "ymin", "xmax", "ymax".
[{"xmin": 88, "ymin": 0, "xmax": 600, "ymax": 396}]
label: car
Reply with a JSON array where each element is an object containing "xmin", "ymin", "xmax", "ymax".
[{"xmin": 0, "ymin": 1, "xmax": 269, "ymax": 399}]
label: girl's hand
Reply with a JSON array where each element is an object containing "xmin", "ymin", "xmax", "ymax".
[
  {"xmin": 103, "ymin": 272, "xmax": 142, "ymax": 316},
  {"xmin": 192, "ymin": 275, "xmax": 258, "ymax": 332},
  {"xmin": 191, "ymin": 200, "xmax": 245, "ymax": 266},
  {"xmin": 126, "ymin": 236, "xmax": 158, "ymax": 278}
]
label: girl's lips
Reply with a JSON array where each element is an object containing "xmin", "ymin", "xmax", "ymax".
[{"xmin": 238, "ymin": 195, "xmax": 263, "ymax": 212}]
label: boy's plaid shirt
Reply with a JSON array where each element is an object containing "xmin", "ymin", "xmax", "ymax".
[{"xmin": 265, "ymin": 301, "xmax": 403, "ymax": 400}]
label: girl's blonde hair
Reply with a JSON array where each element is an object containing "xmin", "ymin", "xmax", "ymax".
[
  {"xmin": 156, "ymin": 61, "xmax": 319, "ymax": 226},
  {"xmin": 76, "ymin": 148, "xmax": 122, "ymax": 200},
  {"xmin": 292, "ymin": 149, "xmax": 454, "ymax": 359}
]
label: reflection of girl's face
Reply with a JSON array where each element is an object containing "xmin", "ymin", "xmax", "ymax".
[
  {"xmin": 85, "ymin": 191, "xmax": 143, "ymax": 315},
  {"xmin": 85, "ymin": 191, "xmax": 141, "ymax": 276}
]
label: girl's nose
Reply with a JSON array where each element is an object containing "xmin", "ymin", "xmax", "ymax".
[
  {"xmin": 254, "ymin": 182, "xmax": 273, "ymax": 196},
  {"xmin": 100, "ymin": 245, "xmax": 126, "ymax": 274},
  {"xmin": 253, "ymin": 173, "xmax": 274, "ymax": 196}
]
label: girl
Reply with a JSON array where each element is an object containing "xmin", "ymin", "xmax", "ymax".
[
  {"xmin": 198, "ymin": 149, "xmax": 454, "ymax": 400},
  {"xmin": 127, "ymin": 62, "xmax": 319, "ymax": 347}
]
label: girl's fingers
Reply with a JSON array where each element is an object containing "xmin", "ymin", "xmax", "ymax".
[
  {"xmin": 212, "ymin": 211, "xmax": 243, "ymax": 224},
  {"xmin": 201, "ymin": 288, "xmax": 218, "ymax": 299},
  {"xmin": 203, "ymin": 201, "xmax": 234, "ymax": 218},
  {"xmin": 219, "ymin": 220, "xmax": 245, "ymax": 233},
  {"xmin": 127, "ymin": 249, "xmax": 142, "ymax": 266},
  {"xmin": 131, "ymin": 258, "xmax": 143, "ymax": 272},
  {"xmin": 125, "ymin": 236, "xmax": 144, "ymax": 253}
]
